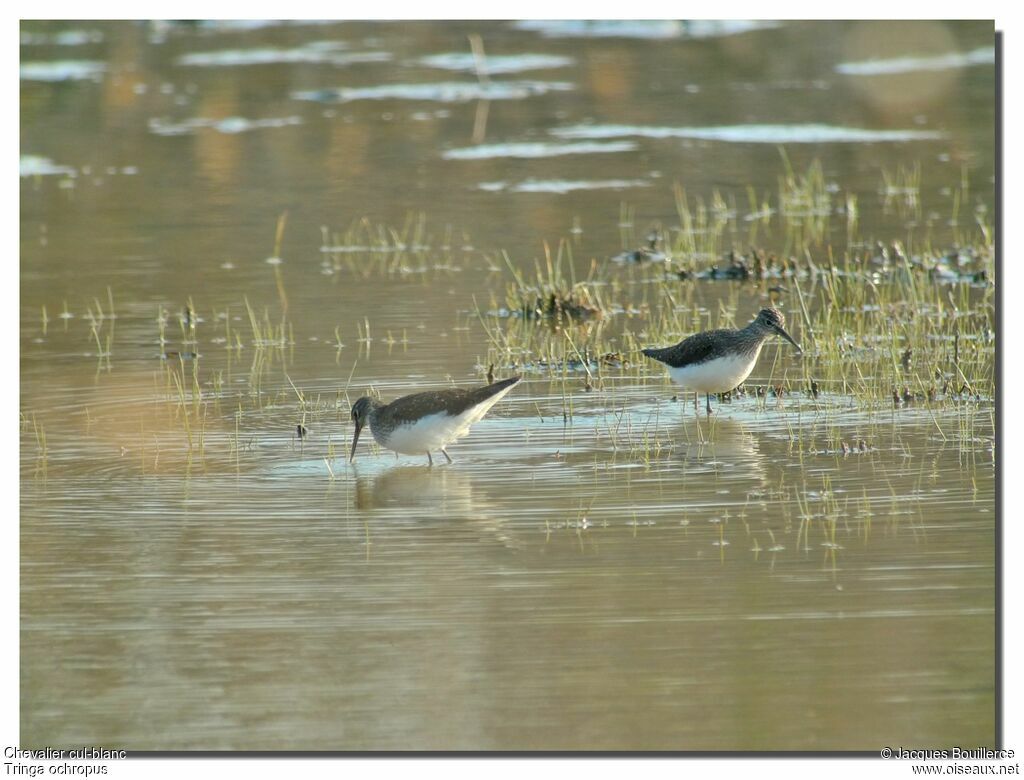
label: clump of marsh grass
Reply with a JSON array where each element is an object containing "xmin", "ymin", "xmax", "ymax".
[
  {"xmin": 243, "ymin": 297, "xmax": 292, "ymax": 349},
  {"xmin": 668, "ymin": 184, "xmax": 733, "ymax": 272},
  {"xmin": 778, "ymin": 154, "xmax": 831, "ymax": 255},
  {"xmin": 880, "ymin": 162, "xmax": 922, "ymax": 221},
  {"xmin": 319, "ymin": 213, "xmax": 469, "ymax": 278},
  {"xmin": 498, "ymin": 240, "xmax": 605, "ymax": 322},
  {"xmin": 26, "ymin": 154, "xmax": 993, "ymax": 478}
]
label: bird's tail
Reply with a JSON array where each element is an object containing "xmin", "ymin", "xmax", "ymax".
[
  {"xmin": 471, "ymin": 375, "xmax": 521, "ymax": 404},
  {"xmin": 641, "ymin": 346, "xmax": 668, "ymax": 362},
  {"xmin": 487, "ymin": 375, "xmax": 521, "ymax": 392}
]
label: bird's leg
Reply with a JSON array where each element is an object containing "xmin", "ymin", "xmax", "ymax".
[
  {"xmin": 427, "ymin": 451, "xmax": 433, "ymax": 467},
  {"xmin": 441, "ymin": 448, "xmax": 453, "ymax": 464},
  {"xmin": 706, "ymin": 393, "xmax": 713, "ymax": 417},
  {"xmin": 693, "ymin": 392, "xmax": 699, "ymax": 414}
]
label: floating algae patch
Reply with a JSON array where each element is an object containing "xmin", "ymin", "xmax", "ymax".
[
  {"xmin": 445, "ymin": 141, "xmax": 635, "ymax": 160},
  {"xmin": 414, "ymin": 52, "xmax": 575, "ymax": 74},
  {"xmin": 835, "ymin": 46, "xmax": 995, "ymax": 76},
  {"xmin": 292, "ymin": 80, "xmax": 573, "ymax": 103},
  {"xmin": 20, "ymin": 60, "xmax": 106, "ymax": 81},
  {"xmin": 550, "ymin": 123, "xmax": 947, "ymax": 144},
  {"xmin": 478, "ymin": 178, "xmax": 650, "ymax": 193}
]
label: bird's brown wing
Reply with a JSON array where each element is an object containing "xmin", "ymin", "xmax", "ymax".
[
  {"xmin": 383, "ymin": 377, "xmax": 521, "ymax": 424},
  {"xmin": 642, "ymin": 329, "xmax": 731, "ymax": 369}
]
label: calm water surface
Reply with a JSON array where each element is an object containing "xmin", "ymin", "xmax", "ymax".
[{"xmin": 21, "ymin": 20, "xmax": 995, "ymax": 750}]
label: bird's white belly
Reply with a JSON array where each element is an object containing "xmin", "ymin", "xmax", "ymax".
[
  {"xmin": 381, "ymin": 412, "xmax": 471, "ymax": 454},
  {"xmin": 668, "ymin": 353, "xmax": 758, "ymax": 393},
  {"xmin": 376, "ymin": 384, "xmax": 514, "ymax": 455}
]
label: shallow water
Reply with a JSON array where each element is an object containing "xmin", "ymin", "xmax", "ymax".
[{"xmin": 21, "ymin": 19, "xmax": 995, "ymax": 751}]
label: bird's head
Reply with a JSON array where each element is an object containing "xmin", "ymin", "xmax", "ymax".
[
  {"xmin": 754, "ymin": 308, "xmax": 801, "ymax": 353},
  {"xmin": 349, "ymin": 396, "xmax": 377, "ymax": 462}
]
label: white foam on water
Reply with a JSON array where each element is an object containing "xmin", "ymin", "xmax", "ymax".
[
  {"xmin": 21, "ymin": 30, "xmax": 104, "ymax": 46},
  {"xmin": 551, "ymin": 123, "xmax": 947, "ymax": 144},
  {"xmin": 20, "ymin": 156, "xmax": 77, "ymax": 177},
  {"xmin": 148, "ymin": 116, "xmax": 303, "ymax": 136},
  {"xmin": 414, "ymin": 52, "xmax": 574, "ymax": 75},
  {"xmin": 292, "ymin": 80, "xmax": 574, "ymax": 103},
  {"xmin": 836, "ymin": 46, "xmax": 995, "ymax": 76},
  {"xmin": 477, "ymin": 178, "xmax": 650, "ymax": 193},
  {"xmin": 513, "ymin": 20, "xmax": 779, "ymax": 40},
  {"xmin": 444, "ymin": 140, "xmax": 635, "ymax": 160},
  {"xmin": 177, "ymin": 43, "xmax": 390, "ymax": 68},
  {"xmin": 20, "ymin": 60, "xmax": 106, "ymax": 81}
]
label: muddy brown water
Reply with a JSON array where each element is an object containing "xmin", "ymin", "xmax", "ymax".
[{"xmin": 21, "ymin": 20, "xmax": 995, "ymax": 750}]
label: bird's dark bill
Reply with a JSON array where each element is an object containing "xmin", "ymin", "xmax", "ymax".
[
  {"xmin": 774, "ymin": 324, "xmax": 801, "ymax": 352},
  {"xmin": 350, "ymin": 422, "xmax": 363, "ymax": 462}
]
